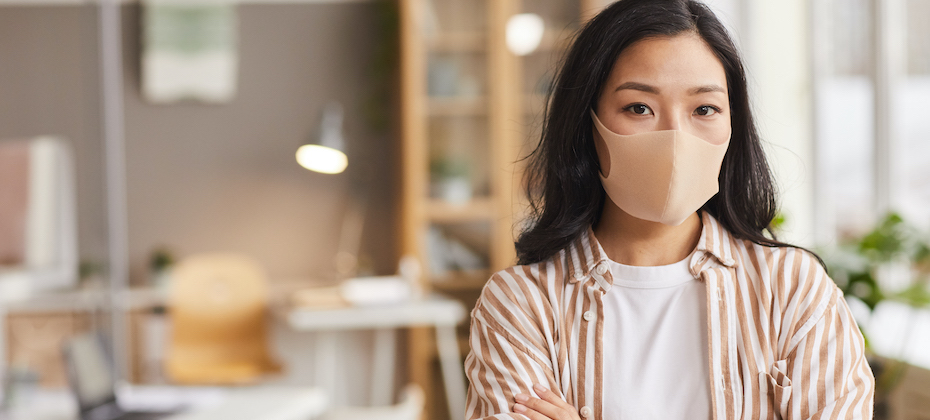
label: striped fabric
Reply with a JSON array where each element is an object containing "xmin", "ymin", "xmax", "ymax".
[{"xmin": 464, "ymin": 211, "xmax": 874, "ymax": 420}]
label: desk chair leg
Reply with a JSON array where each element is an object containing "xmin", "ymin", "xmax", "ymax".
[
  {"xmin": 370, "ymin": 329, "xmax": 396, "ymax": 406},
  {"xmin": 315, "ymin": 331, "xmax": 339, "ymax": 406},
  {"xmin": 435, "ymin": 325, "xmax": 465, "ymax": 420},
  {"xmin": 0, "ymin": 307, "xmax": 5, "ymax": 383}
]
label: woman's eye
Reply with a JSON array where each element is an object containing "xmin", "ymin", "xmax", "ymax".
[
  {"xmin": 625, "ymin": 104, "xmax": 653, "ymax": 115},
  {"xmin": 695, "ymin": 105, "xmax": 719, "ymax": 116}
]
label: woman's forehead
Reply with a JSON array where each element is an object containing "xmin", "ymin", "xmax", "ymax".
[{"xmin": 605, "ymin": 33, "xmax": 728, "ymax": 94}]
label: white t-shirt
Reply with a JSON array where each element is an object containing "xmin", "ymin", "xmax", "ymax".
[{"xmin": 601, "ymin": 253, "xmax": 712, "ymax": 419}]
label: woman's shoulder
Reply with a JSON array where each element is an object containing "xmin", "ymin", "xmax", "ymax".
[
  {"xmin": 703, "ymin": 213, "xmax": 826, "ymax": 279},
  {"xmin": 734, "ymin": 238, "xmax": 833, "ymax": 289},
  {"xmin": 733, "ymin": 237, "xmax": 824, "ymax": 271},
  {"xmin": 732, "ymin": 238, "xmax": 841, "ymax": 324},
  {"xmin": 472, "ymin": 225, "xmax": 611, "ymax": 319},
  {"xmin": 470, "ymin": 252, "xmax": 570, "ymax": 332},
  {"xmin": 477, "ymin": 255, "xmax": 564, "ymax": 308}
]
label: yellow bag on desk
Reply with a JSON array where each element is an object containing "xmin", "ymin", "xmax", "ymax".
[{"xmin": 165, "ymin": 253, "xmax": 281, "ymax": 385}]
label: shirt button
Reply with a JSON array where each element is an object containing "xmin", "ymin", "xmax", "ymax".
[
  {"xmin": 583, "ymin": 311, "xmax": 595, "ymax": 322},
  {"xmin": 724, "ymin": 257, "xmax": 735, "ymax": 266},
  {"xmin": 595, "ymin": 263, "xmax": 607, "ymax": 275},
  {"xmin": 574, "ymin": 270, "xmax": 584, "ymax": 280},
  {"xmin": 580, "ymin": 406, "xmax": 593, "ymax": 418}
]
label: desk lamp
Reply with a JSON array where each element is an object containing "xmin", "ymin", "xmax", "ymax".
[
  {"xmin": 296, "ymin": 102, "xmax": 360, "ymax": 278},
  {"xmin": 296, "ymin": 102, "xmax": 348, "ymax": 174}
]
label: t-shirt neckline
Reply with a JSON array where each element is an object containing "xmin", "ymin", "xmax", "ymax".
[{"xmin": 606, "ymin": 252, "xmax": 697, "ymax": 289}]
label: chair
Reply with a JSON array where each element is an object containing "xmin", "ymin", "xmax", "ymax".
[
  {"xmin": 319, "ymin": 384, "xmax": 425, "ymax": 420},
  {"xmin": 164, "ymin": 253, "xmax": 281, "ymax": 384},
  {"xmin": 0, "ymin": 136, "xmax": 78, "ymax": 300}
]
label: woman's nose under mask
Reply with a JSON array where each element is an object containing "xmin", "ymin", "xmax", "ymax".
[{"xmin": 590, "ymin": 109, "xmax": 731, "ymax": 226}]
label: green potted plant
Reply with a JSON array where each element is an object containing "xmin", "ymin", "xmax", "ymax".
[
  {"xmin": 430, "ymin": 156, "xmax": 473, "ymax": 204},
  {"xmin": 820, "ymin": 213, "xmax": 930, "ymax": 418},
  {"xmin": 149, "ymin": 247, "xmax": 176, "ymax": 292}
]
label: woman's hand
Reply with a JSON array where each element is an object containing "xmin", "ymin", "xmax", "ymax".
[{"xmin": 513, "ymin": 384, "xmax": 582, "ymax": 420}]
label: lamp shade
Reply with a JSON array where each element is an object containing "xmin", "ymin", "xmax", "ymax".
[
  {"xmin": 297, "ymin": 102, "xmax": 348, "ymax": 174},
  {"xmin": 506, "ymin": 13, "xmax": 545, "ymax": 56},
  {"xmin": 296, "ymin": 144, "xmax": 347, "ymax": 174}
]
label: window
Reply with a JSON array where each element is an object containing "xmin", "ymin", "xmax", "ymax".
[
  {"xmin": 815, "ymin": 0, "xmax": 930, "ymax": 240},
  {"xmin": 813, "ymin": 0, "xmax": 930, "ymax": 369}
]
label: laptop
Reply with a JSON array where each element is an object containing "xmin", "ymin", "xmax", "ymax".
[{"xmin": 63, "ymin": 332, "xmax": 177, "ymax": 420}]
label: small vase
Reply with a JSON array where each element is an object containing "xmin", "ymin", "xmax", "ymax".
[{"xmin": 435, "ymin": 177, "xmax": 472, "ymax": 205}]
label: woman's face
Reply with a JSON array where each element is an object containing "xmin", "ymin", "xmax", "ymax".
[{"xmin": 595, "ymin": 32, "xmax": 731, "ymax": 146}]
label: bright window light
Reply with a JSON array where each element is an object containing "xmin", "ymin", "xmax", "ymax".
[{"xmin": 296, "ymin": 144, "xmax": 348, "ymax": 174}]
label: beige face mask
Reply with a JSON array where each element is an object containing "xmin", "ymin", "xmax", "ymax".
[{"xmin": 591, "ymin": 109, "xmax": 730, "ymax": 226}]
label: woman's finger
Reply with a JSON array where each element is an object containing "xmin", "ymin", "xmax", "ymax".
[
  {"xmin": 514, "ymin": 386, "xmax": 577, "ymax": 420},
  {"xmin": 533, "ymin": 384, "xmax": 576, "ymax": 412},
  {"xmin": 512, "ymin": 403, "xmax": 550, "ymax": 420},
  {"xmin": 514, "ymin": 394, "xmax": 560, "ymax": 419}
]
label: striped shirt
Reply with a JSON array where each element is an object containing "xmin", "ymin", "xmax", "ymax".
[{"xmin": 464, "ymin": 211, "xmax": 875, "ymax": 420}]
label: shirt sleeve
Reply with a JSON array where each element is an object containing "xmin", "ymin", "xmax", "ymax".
[
  {"xmin": 463, "ymin": 281, "xmax": 562, "ymax": 420},
  {"xmin": 776, "ymin": 281, "xmax": 876, "ymax": 419}
]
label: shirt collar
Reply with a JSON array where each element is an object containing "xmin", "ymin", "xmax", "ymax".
[{"xmin": 565, "ymin": 210, "xmax": 738, "ymax": 285}]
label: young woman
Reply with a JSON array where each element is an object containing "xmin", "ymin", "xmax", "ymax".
[{"xmin": 463, "ymin": 1, "xmax": 875, "ymax": 419}]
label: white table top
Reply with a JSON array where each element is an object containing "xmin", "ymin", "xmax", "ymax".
[
  {"xmin": 284, "ymin": 294, "xmax": 468, "ymax": 331},
  {"xmin": 164, "ymin": 386, "xmax": 327, "ymax": 420},
  {"xmin": 1, "ymin": 386, "xmax": 327, "ymax": 420}
]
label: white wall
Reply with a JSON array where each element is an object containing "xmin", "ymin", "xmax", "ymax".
[
  {"xmin": 743, "ymin": 0, "xmax": 816, "ymax": 245},
  {"xmin": 0, "ymin": 4, "xmax": 401, "ymax": 285}
]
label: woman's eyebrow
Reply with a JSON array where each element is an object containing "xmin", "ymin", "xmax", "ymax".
[
  {"xmin": 613, "ymin": 82, "xmax": 726, "ymax": 95},
  {"xmin": 614, "ymin": 81, "xmax": 658, "ymax": 93},
  {"xmin": 689, "ymin": 84, "xmax": 726, "ymax": 94}
]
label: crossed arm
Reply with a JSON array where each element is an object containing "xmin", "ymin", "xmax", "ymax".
[{"xmin": 463, "ymin": 299, "xmax": 579, "ymax": 420}]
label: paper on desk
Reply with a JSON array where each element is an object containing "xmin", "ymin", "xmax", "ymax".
[
  {"xmin": 339, "ymin": 276, "xmax": 413, "ymax": 306},
  {"xmin": 291, "ymin": 276, "xmax": 414, "ymax": 309}
]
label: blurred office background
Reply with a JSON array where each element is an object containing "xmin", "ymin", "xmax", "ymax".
[{"xmin": 0, "ymin": 0, "xmax": 928, "ymax": 419}]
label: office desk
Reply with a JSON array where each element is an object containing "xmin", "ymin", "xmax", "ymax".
[
  {"xmin": 2, "ymin": 386, "xmax": 327, "ymax": 420},
  {"xmin": 0, "ymin": 288, "xmax": 469, "ymax": 419},
  {"xmin": 0, "ymin": 288, "xmax": 167, "ymax": 387},
  {"xmin": 165, "ymin": 387, "xmax": 327, "ymax": 420},
  {"xmin": 283, "ymin": 295, "xmax": 467, "ymax": 420}
]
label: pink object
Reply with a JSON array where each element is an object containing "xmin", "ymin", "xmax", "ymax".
[{"xmin": 0, "ymin": 140, "xmax": 30, "ymax": 266}]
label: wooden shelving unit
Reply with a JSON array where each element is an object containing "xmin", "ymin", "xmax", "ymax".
[
  {"xmin": 426, "ymin": 198, "xmax": 495, "ymax": 222},
  {"xmin": 398, "ymin": 1, "xmax": 606, "ymax": 419},
  {"xmin": 426, "ymin": 97, "xmax": 487, "ymax": 116}
]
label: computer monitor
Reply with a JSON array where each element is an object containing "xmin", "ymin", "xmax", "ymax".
[{"xmin": 63, "ymin": 333, "xmax": 118, "ymax": 415}]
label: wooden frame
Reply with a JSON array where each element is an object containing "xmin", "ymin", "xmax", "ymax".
[{"xmin": 398, "ymin": 1, "xmax": 602, "ymax": 418}]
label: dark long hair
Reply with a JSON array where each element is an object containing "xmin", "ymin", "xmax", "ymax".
[{"xmin": 516, "ymin": 0, "xmax": 816, "ymax": 266}]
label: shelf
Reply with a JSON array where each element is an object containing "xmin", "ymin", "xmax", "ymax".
[
  {"xmin": 427, "ymin": 32, "xmax": 486, "ymax": 52},
  {"xmin": 425, "ymin": 29, "xmax": 568, "ymax": 54},
  {"xmin": 427, "ymin": 96, "xmax": 487, "ymax": 116},
  {"xmin": 402, "ymin": 2, "xmax": 589, "ymax": 417},
  {"xmin": 431, "ymin": 268, "xmax": 490, "ymax": 291},
  {"xmin": 426, "ymin": 198, "xmax": 495, "ymax": 222}
]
